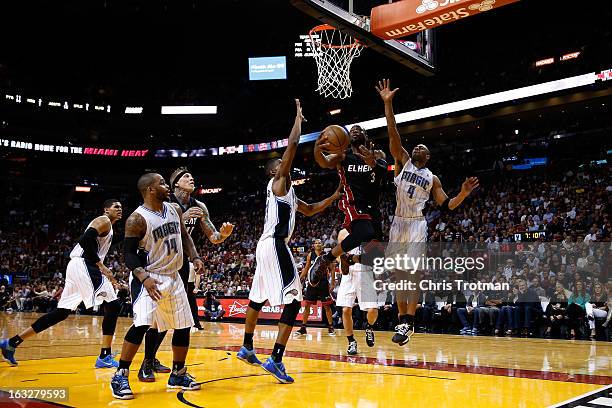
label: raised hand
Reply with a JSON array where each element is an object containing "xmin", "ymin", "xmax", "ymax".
[
  {"xmin": 375, "ymin": 78, "xmax": 399, "ymax": 103},
  {"xmin": 461, "ymin": 177, "xmax": 480, "ymax": 195},
  {"xmin": 315, "ymin": 133, "xmax": 333, "ymax": 152},
  {"xmin": 356, "ymin": 142, "xmax": 376, "ymax": 168},
  {"xmin": 295, "ymin": 99, "xmax": 306, "ymax": 122},
  {"xmin": 220, "ymin": 222, "xmax": 234, "ymax": 238}
]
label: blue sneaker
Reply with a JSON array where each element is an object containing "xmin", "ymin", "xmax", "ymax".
[
  {"xmin": 95, "ymin": 354, "xmax": 119, "ymax": 368},
  {"xmin": 167, "ymin": 367, "xmax": 200, "ymax": 390},
  {"xmin": 110, "ymin": 369, "xmax": 134, "ymax": 400},
  {"xmin": 262, "ymin": 357, "xmax": 294, "ymax": 384},
  {"xmin": 236, "ymin": 346, "xmax": 262, "ymax": 366},
  {"xmin": 0, "ymin": 339, "xmax": 17, "ymax": 366}
]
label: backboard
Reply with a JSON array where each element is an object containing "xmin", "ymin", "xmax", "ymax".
[{"xmin": 290, "ymin": 0, "xmax": 436, "ymax": 76}]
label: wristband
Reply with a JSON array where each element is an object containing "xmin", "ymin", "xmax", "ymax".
[
  {"xmin": 441, "ymin": 198, "xmax": 451, "ymax": 211},
  {"xmin": 141, "ymin": 275, "xmax": 150, "ymax": 284}
]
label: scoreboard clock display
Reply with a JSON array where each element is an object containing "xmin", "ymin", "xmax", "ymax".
[{"xmin": 514, "ymin": 231, "xmax": 546, "ymax": 241}]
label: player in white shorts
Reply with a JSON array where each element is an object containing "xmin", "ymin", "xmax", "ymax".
[
  {"xmin": 110, "ymin": 173, "xmax": 205, "ymax": 399},
  {"xmin": 377, "ymin": 79, "xmax": 480, "ymax": 346},
  {"xmin": 1, "ymin": 199, "xmax": 124, "ymax": 368},
  {"xmin": 236, "ymin": 99, "xmax": 341, "ymax": 384},
  {"xmin": 335, "ymin": 229, "xmax": 383, "ymax": 355}
]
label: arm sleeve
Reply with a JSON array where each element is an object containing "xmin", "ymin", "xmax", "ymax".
[
  {"xmin": 77, "ymin": 227, "xmax": 101, "ymax": 263},
  {"xmin": 374, "ymin": 159, "xmax": 387, "ymax": 180},
  {"xmin": 124, "ymin": 237, "xmax": 144, "ymax": 271}
]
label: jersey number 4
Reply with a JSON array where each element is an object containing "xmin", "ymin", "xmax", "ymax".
[
  {"xmin": 406, "ymin": 185, "xmax": 416, "ymax": 199},
  {"xmin": 164, "ymin": 238, "xmax": 178, "ymax": 255}
]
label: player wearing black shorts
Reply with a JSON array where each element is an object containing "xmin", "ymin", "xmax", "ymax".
[
  {"xmin": 295, "ymin": 239, "xmax": 336, "ymax": 336},
  {"xmin": 311, "ymin": 125, "xmax": 386, "ymax": 280},
  {"xmin": 137, "ymin": 167, "xmax": 234, "ymax": 383}
]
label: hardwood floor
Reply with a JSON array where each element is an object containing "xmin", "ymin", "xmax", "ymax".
[{"xmin": 0, "ymin": 312, "xmax": 610, "ymax": 407}]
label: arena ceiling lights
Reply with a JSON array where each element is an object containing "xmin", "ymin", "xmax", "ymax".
[
  {"xmin": 345, "ymin": 70, "xmax": 605, "ymax": 133},
  {"xmin": 160, "ymin": 105, "xmax": 217, "ymax": 115}
]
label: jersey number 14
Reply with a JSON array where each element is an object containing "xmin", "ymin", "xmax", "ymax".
[{"xmin": 164, "ymin": 238, "xmax": 178, "ymax": 255}]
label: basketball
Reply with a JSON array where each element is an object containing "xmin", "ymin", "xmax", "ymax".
[{"xmin": 321, "ymin": 125, "xmax": 349, "ymax": 153}]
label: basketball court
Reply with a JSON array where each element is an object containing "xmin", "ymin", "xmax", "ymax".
[{"xmin": 1, "ymin": 313, "xmax": 610, "ymax": 408}]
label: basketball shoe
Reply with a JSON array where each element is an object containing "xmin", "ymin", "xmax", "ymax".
[
  {"xmin": 138, "ymin": 358, "xmax": 155, "ymax": 382},
  {"xmin": 0, "ymin": 339, "xmax": 17, "ymax": 366},
  {"xmin": 262, "ymin": 357, "xmax": 294, "ymax": 384},
  {"xmin": 95, "ymin": 353, "xmax": 119, "ymax": 368},
  {"xmin": 236, "ymin": 346, "xmax": 262, "ymax": 366},
  {"xmin": 365, "ymin": 326, "xmax": 375, "ymax": 347},
  {"xmin": 168, "ymin": 367, "xmax": 200, "ymax": 390},
  {"xmin": 347, "ymin": 340, "xmax": 358, "ymax": 355},
  {"xmin": 153, "ymin": 358, "xmax": 171, "ymax": 373},
  {"xmin": 110, "ymin": 369, "xmax": 134, "ymax": 400},
  {"xmin": 392, "ymin": 323, "xmax": 414, "ymax": 346}
]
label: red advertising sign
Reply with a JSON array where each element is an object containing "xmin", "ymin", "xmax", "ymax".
[
  {"xmin": 371, "ymin": 0, "xmax": 521, "ymax": 40},
  {"xmin": 196, "ymin": 298, "xmax": 322, "ymax": 322}
]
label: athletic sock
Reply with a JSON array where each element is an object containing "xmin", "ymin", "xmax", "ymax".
[
  {"xmin": 172, "ymin": 361, "xmax": 185, "ymax": 374},
  {"xmin": 347, "ymin": 335, "xmax": 355, "ymax": 343},
  {"xmin": 407, "ymin": 314, "xmax": 415, "ymax": 326},
  {"xmin": 399, "ymin": 314, "xmax": 409, "ymax": 325},
  {"xmin": 271, "ymin": 343, "xmax": 286, "ymax": 363},
  {"xmin": 9, "ymin": 335, "xmax": 23, "ymax": 348},
  {"xmin": 118, "ymin": 359, "xmax": 132, "ymax": 370},
  {"xmin": 243, "ymin": 332, "xmax": 254, "ymax": 350},
  {"xmin": 100, "ymin": 347, "xmax": 111, "ymax": 359}
]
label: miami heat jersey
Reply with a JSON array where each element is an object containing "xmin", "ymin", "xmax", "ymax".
[
  {"xmin": 394, "ymin": 159, "xmax": 433, "ymax": 218},
  {"xmin": 337, "ymin": 150, "xmax": 386, "ymax": 227},
  {"xmin": 70, "ymin": 217, "xmax": 113, "ymax": 263},
  {"xmin": 134, "ymin": 202, "xmax": 183, "ymax": 275},
  {"xmin": 169, "ymin": 193, "xmax": 201, "ymax": 238},
  {"xmin": 260, "ymin": 178, "xmax": 297, "ymax": 243}
]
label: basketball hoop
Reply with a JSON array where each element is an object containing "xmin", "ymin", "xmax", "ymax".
[{"xmin": 309, "ymin": 24, "xmax": 364, "ymax": 99}]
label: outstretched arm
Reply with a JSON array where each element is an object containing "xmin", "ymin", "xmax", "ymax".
[
  {"xmin": 297, "ymin": 182, "xmax": 343, "ymax": 216},
  {"xmin": 196, "ymin": 200, "xmax": 234, "ymax": 244},
  {"xmin": 273, "ymin": 99, "xmax": 305, "ymax": 195},
  {"xmin": 376, "ymin": 79, "xmax": 410, "ymax": 164},
  {"xmin": 431, "ymin": 175, "xmax": 479, "ymax": 210}
]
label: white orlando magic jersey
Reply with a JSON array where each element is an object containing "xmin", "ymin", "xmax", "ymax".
[
  {"xmin": 394, "ymin": 159, "xmax": 433, "ymax": 218},
  {"xmin": 70, "ymin": 217, "xmax": 113, "ymax": 263},
  {"xmin": 260, "ymin": 178, "xmax": 298, "ymax": 243},
  {"xmin": 135, "ymin": 202, "xmax": 184, "ymax": 275}
]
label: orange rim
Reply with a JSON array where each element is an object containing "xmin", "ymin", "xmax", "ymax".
[{"xmin": 309, "ymin": 24, "xmax": 363, "ymax": 49}]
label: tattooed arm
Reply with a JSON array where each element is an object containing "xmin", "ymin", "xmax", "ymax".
[{"xmin": 195, "ymin": 200, "xmax": 234, "ymax": 244}]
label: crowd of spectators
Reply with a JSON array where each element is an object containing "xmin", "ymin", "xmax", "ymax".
[{"xmin": 0, "ymin": 136, "xmax": 609, "ymax": 340}]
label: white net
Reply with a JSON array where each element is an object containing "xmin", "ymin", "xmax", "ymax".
[{"xmin": 309, "ymin": 25, "xmax": 363, "ymax": 99}]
